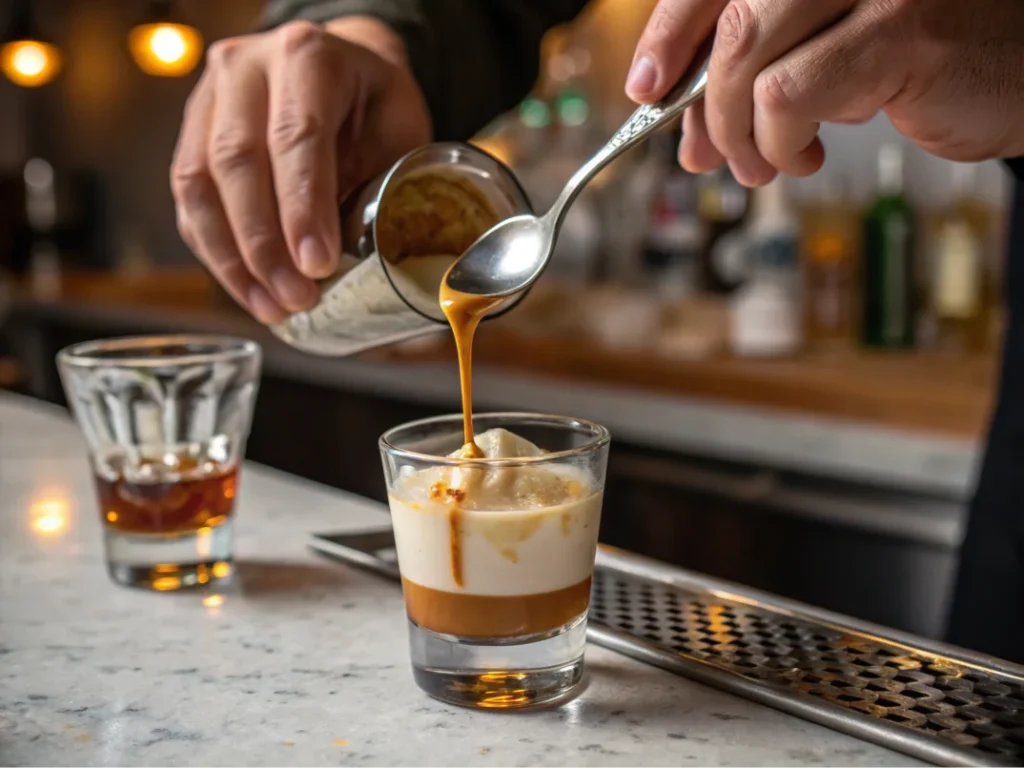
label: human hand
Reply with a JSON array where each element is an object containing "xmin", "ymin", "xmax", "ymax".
[
  {"xmin": 626, "ymin": 0, "xmax": 1024, "ymax": 186},
  {"xmin": 171, "ymin": 17, "xmax": 431, "ymax": 323}
]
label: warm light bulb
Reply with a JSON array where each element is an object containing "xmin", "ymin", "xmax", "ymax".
[
  {"xmin": 0, "ymin": 40, "xmax": 62, "ymax": 87},
  {"xmin": 150, "ymin": 26, "xmax": 186, "ymax": 63},
  {"xmin": 129, "ymin": 22, "xmax": 203, "ymax": 77}
]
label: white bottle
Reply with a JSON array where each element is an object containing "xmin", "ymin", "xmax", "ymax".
[{"xmin": 730, "ymin": 177, "xmax": 803, "ymax": 357}]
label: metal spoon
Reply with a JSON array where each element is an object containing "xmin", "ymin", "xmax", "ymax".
[{"xmin": 445, "ymin": 46, "xmax": 712, "ymax": 299}]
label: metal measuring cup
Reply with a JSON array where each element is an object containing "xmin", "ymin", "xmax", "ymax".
[{"xmin": 271, "ymin": 142, "xmax": 533, "ymax": 356}]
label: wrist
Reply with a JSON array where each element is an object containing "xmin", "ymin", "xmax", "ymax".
[{"xmin": 324, "ymin": 15, "xmax": 410, "ymax": 71}]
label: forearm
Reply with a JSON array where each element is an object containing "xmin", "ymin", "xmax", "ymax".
[{"xmin": 262, "ymin": 0, "xmax": 590, "ymax": 141}]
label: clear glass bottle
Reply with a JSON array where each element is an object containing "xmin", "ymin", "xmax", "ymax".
[
  {"xmin": 802, "ymin": 174, "xmax": 858, "ymax": 348},
  {"xmin": 731, "ymin": 177, "xmax": 802, "ymax": 357},
  {"xmin": 928, "ymin": 162, "xmax": 995, "ymax": 355}
]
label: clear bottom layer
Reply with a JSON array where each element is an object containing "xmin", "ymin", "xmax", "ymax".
[
  {"xmin": 104, "ymin": 519, "xmax": 234, "ymax": 591},
  {"xmin": 407, "ymin": 613, "xmax": 587, "ymax": 710}
]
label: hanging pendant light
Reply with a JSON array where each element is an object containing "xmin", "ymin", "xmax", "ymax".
[
  {"xmin": 128, "ymin": 0, "xmax": 203, "ymax": 78},
  {"xmin": 0, "ymin": 0, "xmax": 63, "ymax": 88}
]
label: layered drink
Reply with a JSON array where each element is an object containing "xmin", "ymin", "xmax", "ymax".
[
  {"xmin": 389, "ymin": 427, "xmax": 602, "ymax": 639},
  {"xmin": 380, "ymin": 414, "xmax": 609, "ymax": 709}
]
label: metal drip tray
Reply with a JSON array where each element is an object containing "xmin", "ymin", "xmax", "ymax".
[{"xmin": 310, "ymin": 530, "xmax": 1024, "ymax": 766}]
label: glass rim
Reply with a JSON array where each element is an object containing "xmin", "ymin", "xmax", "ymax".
[
  {"xmin": 57, "ymin": 334, "xmax": 260, "ymax": 369},
  {"xmin": 379, "ymin": 411, "xmax": 610, "ymax": 466}
]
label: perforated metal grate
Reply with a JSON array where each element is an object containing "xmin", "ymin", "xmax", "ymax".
[
  {"xmin": 589, "ymin": 569, "xmax": 1024, "ymax": 763},
  {"xmin": 309, "ymin": 531, "xmax": 1024, "ymax": 766}
]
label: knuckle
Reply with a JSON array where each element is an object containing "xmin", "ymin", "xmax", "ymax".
[
  {"xmin": 875, "ymin": 0, "xmax": 915, "ymax": 22},
  {"xmin": 754, "ymin": 69, "xmax": 798, "ymax": 115},
  {"xmin": 276, "ymin": 20, "xmax": 322, "ymax": 55},
  {"xmin": 268, "ymin": 109, "xmax": 323, "ymax": 156},
  {"xmin": 647, "ymin": 0, "xmax": 688, "ymax": 40},
  {"xmin": 170, "ymin": 162, "xmax": 213, "ymax": 207},
  {"xmin": 209, "ymin": 128, "xmax": 260, "ymax": 174},
  {"xmin": 237, "ymin": 228, "xmax": 279, "ymax": 270},
  {"xmin": 865, "ymin": 0, "xmax": 917, "ymax": 45},
  {"xmin": 175, "ymin": 209, "xmax": 196, "ymax": 248},
  {"xmin": 206, "ymin": 37, "xmax": 241, "ymax": 68},
  {"xmin": 716, "ymin": 0, "xmax": 757, "ymax": 64}
]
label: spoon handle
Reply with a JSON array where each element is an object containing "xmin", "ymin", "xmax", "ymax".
[{"xmin": 546, "ymin": 41, "xmax": 712, "ymax": 229}]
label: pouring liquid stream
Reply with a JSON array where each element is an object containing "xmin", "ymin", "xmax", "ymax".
[
  {"xmin": 437, "ymin": 262, "xmax": 507, "ymax": 587},
  {"xmin": 439, "ymin": 268, "xmax": 504, "ymax": 456}
]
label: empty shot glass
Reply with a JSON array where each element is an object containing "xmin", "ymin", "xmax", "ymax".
[{"xmin": 58, "ymin": 335, "xmax": 261, "ymax": 591}]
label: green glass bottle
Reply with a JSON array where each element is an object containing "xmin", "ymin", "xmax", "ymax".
[{"xmin": 862, "ymin": 144, "xmax": 917, "ymax": 348}]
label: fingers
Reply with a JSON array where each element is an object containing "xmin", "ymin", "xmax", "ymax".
[
  {"xmin": 171, "ymin": 73, "xmax": 286, "ymax": 324},
  {"xmin": 207, "ymin": 37, "xmax": 317, "ymax": 313},
  {"xmin": 679, "ymin": 101, "xmax": 725, "ymax": 173},
  {"xmin": 755, "ymin": 4, "xmax": 909, "ymax": 133},
  {"xmin": 267, "ymin": 21, "xmax": 353, "ymax": 281},
  {"xmin": 752, "ymin": 70, "xmax": 826, "ymax": 178},
  {"xmin": 706, "ymin": 0, "xmax": 854, "ymax": 185},
  {"xmin": 627, "ymin": 0, "xmax": 728, "ymax": 103}
]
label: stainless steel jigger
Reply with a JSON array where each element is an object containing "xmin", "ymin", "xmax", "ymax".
[{"xmin": 272, "ymin": 142, "xmax": 533, "ymax": 356}]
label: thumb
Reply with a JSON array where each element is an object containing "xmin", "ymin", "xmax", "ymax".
[{"xmin": 627, "ymin": 0, "xmax": 728, "ymax": 104}]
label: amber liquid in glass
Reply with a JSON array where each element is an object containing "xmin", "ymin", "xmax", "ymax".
[{"xmin": 95, "ymin": 457, "xmax": 237, "ymax": 535}]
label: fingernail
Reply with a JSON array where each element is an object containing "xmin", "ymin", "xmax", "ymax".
[
  {"xmin": 248, "ymin": 284, "xmax": 286, "ymax": 325},
  {"xmin": 298, "ymin": 235, "xmax": 337, "ymax": 278},
  {"xmin": 270, "ymin": 267, "xmax": 317, "ymax": 310},
  {"xmin": 626, "ymin": 55, "xmax": 658, "ymax": 100}
]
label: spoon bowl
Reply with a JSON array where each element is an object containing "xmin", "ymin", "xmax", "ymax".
[{"xmin": 444, "ymin": 214, "xmax": 551, "ymax": 298}]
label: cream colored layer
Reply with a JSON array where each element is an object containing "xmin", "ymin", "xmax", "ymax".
[
  {"xmin": 394, "ymin": 428, "xmax": 586, "ymax": 511},
  {"xmin": 389, "ymin": 491, "xmax": 602, "ymax": 596}
]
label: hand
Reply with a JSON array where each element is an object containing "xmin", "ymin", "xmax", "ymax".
[
  {"xmin": 171, "ymin": 18, "xmax": 431, "ymax": 323},
  {"xmin": 625, "ymin": 0, "xmax": 1024, "ymax": 186}
]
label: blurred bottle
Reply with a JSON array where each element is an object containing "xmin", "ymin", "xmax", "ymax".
[
  {"xmin": 927, "ymin": 163, "xmax": 995, "ymax": 355},
  {"xmin": 698, "ymin": 167, "xmax": 750, "ymax": 294},
  {"xmin": 641, "ymin": 154, "xmax": 702, "ymax": 302},
  {"xmin": 862, "ymin": 144, "xmax": 916, "ymax": 349},
  {"xmin": 509, "ymin": 73, "xmax": 602, "ymax": 285},
  {"xmin": 545, "ymin": 83, "xmax": 603, "ymax": 284},
  {"xmin": 24, "ymin": 157, "xmax": 61, "ymax": 300},
  {"xmin": 731, "ymin": 177, "xmax": 802, "ymax": 357},
  {"xmin": 802, "ymin": 174, "xmax": 858, "ymax": 347},
  {"xmin": 602, "ymin": 134, "xmax": 668, "ymax": 286}
]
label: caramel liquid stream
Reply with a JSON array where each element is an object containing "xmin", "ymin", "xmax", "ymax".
[{"xmin": 438, "ymin": 266, "xmax": 504, "ymax": 587}]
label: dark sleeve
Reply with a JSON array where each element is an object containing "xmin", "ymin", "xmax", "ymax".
[
  {"xmin": 1006, "ymin": 158, "xmax": 1024, "ymax": 181},
  {"xmin": 262, "ymin": 0, "xmax": 591, "ymax": 141}
]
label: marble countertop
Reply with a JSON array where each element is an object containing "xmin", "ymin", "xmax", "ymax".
[{"xmin": 0, "ymin": 392, "xmax": 922, "ymax": 767}]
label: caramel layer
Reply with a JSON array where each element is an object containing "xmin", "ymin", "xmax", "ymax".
[{"xmin": 401, "ymin": 576, "xmax": 592, "ymax": 638}]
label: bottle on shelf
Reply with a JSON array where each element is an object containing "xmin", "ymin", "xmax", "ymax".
[
  {"xmin": 928, "ymin": 162, "xmax": 996, "ymax": 355},
  {"xmin": 801, "ymin": 174, "xmax": 859, "ymax": 348},
  {"xmin": 641, "ymin": 157, "xmax": 703, "ymax": 302},
  {"xmin": 730, "ymin": 177, "xmax": 803, "ymax": 357},
  {"xmin": 23, "ymin": 157, "xmax": 61, "ymax": 300},
  {"xmin": 698, "ymin": 166, "xmax": 750, "ymax": 294},
  {"xmin": 862, "ymin": 144, "xmax": 917, "ymax": 349}
]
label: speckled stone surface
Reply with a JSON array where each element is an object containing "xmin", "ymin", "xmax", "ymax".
[{"xmin": 0, "ymin": 393, "xmax": 923, "ymax": 767}]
